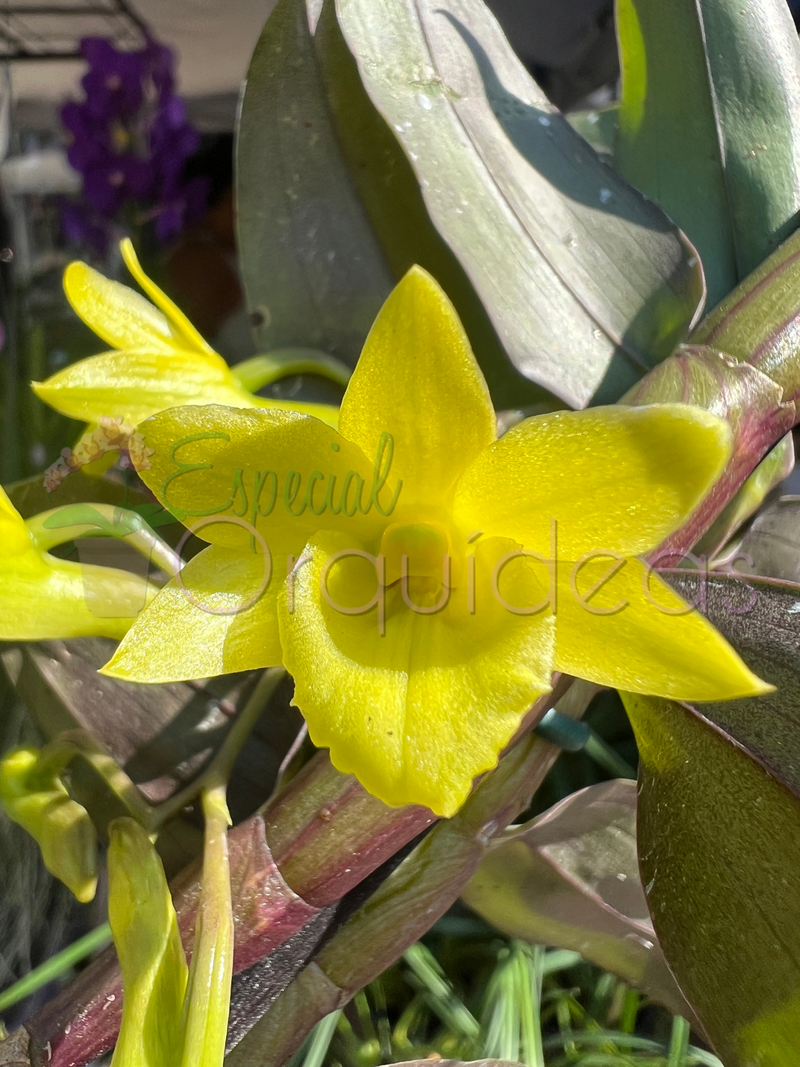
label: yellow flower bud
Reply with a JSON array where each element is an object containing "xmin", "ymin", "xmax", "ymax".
[{"xmin": 0, "ymin": 748, "xmax": 98, "ymax": 903}]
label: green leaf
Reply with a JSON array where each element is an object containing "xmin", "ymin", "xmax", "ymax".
[
  {"xmin": 621, "ymin": 570, "xmax": 800, "ymax": 1063},
  {"xmin": 567, "ymin": 106, "xmax": 618, "ymax": 160},
  {"xmin": 237, "ymin": 0, "xmax": 704, "ymax": 409},
  {"xmin": 622, "ymin": 690, "xmax": 800, "ymax": 1067},
  {"xmin": 666, "ymin": 571, "xmax": 800, "ymax": 796},
  {"xmin": 236, "ymin": 0, "xmax": 393, "ymax": 368},
  {"xmin": 335, "ymin": 0, "xmax": 706, "ymax": 407},
  {"xmin": 616, "ymin": 0, "xmax": 800, "ymax": 308},
  {"xmin": 461, "ymin": 779, "xmax": 696, "ymax": 1020}
]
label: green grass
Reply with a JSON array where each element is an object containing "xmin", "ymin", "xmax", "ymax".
[{"xmin": 289, "ymin": 930, "xmax": 723, "ymax": 1067}]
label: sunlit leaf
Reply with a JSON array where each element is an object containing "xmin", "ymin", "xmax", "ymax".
[
  {"xmin": 623, "ymin": 689, "xmax": 800, "ymax": 1067},
  {"xmin": 616, "ymin": 0, "xmax": 800, "ymax": 307},
  {"xmin": 238, "ymin": 0, "xmax": 704, "ymax": 409}
]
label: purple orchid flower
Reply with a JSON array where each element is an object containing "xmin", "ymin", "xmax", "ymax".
[{"xmin": 60, "ymin": 34, "xmax": 207, "ymax": 254}]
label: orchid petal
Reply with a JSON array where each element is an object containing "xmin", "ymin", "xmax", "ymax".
[
  {"xmin": 0, "ymin": 553, "xmax": 152, "ymax": 641},
  {"xmin": 120, "ymin": 237, "xmax": 218, "ymax": 359},
  {"xmin": 553, "ymin": 556, "xmax": 771, "ymax": 700},
  {"xmin": 64, "ymin": 259, "xmax": 176, "ymax": 355},
  {"xmin": 0, "ymin": 485, "xmax": 33, "ymax": 557},
  {"xmin": 104, "ymin": 545, "xmax": 283, "ymax": 683},
  {"xmin": 454, "ymin": 404, "xmax": 731, "ymax": 560},
  {"xmin": 338, "ymin": 266, "xmax": 496, "ymax": 508},
  {"xmin": 135, "ymin": 405, "xmax": 386, "ymax": 553},
  {"xmin": 279, "ymin": 532, "xmax": 554, "ymax": 817}
]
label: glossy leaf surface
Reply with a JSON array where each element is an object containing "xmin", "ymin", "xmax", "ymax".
[
  {"xmin": 237, "ymin": 0, "xmax": 704, "ymax": 408},
  {"xmin": 624, "ymin": 690, "xmax": 800, "ymax": 1067},
  {"xmin": 616, "ymin": 0, "xmax": 800, "ymax": 308}
]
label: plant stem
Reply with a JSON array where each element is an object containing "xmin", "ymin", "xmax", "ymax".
[
  {"xmin": 0, "ymin": 925, "xmax": 112, "ymax": 1016},
  {"xmin": 26, "ymin": 503, "xmax": 183, "ymax": 579},
  {"xmin": 232, "ymin": 349, "xmax": 351, "ymax": 392},
  {"xmin": 37, "ymin": 668, "xmax": 285, "ymax": 834}
]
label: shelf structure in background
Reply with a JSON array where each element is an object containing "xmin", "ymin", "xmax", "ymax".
[{"xmin": 0, "ymin": 0, "xmax": 147, "ymax": 60}]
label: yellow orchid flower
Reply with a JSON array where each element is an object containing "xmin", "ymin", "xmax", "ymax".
[
  {"xmin": 103, "ymin": 267, "xmax": 769, "ymax": 817},
  {"xmin": 0, "ymin": 484, "xmax": 152, "ymax": 640},
  {"xmin": 32, "ymin": 238, "xmax": 338, "ymax": 430}
]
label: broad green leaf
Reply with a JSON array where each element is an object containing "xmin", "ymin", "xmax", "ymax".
[
  {"xmin": 461, "ymin": 779, "xmax": 696, "ymax": 1019},
  {"xmin": 333, "ymin": 0, "xmax": 703, "ymax": 407},
  {"xmin": 738, "ymin": 496, "xmax": 800, "ymax": 583},
  {"xmin": 236, "ymin": 0, "xmax": 393, "ymax": 366},
  {"xmin": 616, "ymin": 0, "xmax": 800, "ymax": 308},
  {"xmin": 238, "ymin": 0, "xmax": 704, "ymax": 409},
  {"xmin": 622, "ymin": 571, "xmax": 800, "ymax": 1062},
  {"xmin": 623, "ymin": 690, "xmax": 800, "ymax": 1067},
  {"xmin": 666, "ymin": 571, "xmax": 800, "ymax": 795}
]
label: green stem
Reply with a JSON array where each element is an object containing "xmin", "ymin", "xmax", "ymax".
[
  {"xmin": 26, "ymin": 503, "xmax": 183, "ymax": 579},
  {"xmin": 232, "ymin": 349, "xmax": 351, "ymax": 393},
  {"xmin": 0, "ymin": 924, "xmax": 112, "ymax": 1015},
  {"xmin": 582, "ymin": 733, "xmax": 637, "ymax": 780},
  {"xmin": 38, "ymin": 668, "xmax": 286, "ymax": 834}
]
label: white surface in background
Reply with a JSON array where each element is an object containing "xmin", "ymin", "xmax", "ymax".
[{"xmin": 7, "ymin": 0, "xmax": 277, "ymax": 102}]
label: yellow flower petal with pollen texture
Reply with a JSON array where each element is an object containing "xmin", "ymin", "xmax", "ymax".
[
  {"xmin": 553, "ymin": 556, "xmax": 772, "ymax": 701},
  {"xmin": 135, "ymin": 405, "xmax": 389, "ymax": 552},
  {"xmin": 33, "ymin": 349, "xmax": 257, "ymax": 428},
  {"xmin": 0, "ymin": 487, "xmax": 153, "ymax": 641},
  {"xmin": 454, "ymin": 405, "xmax": 731, "ymax": 560},
  {"xmin": 102, "ymin": 262, "xmax": 771, "ymax": 818},
  {"xmin": 62, "ymin": 258, "xmax": 179, "ymax": 356},
  {"xmin": 338, "ymin": 266, "xmax": 496, "ymax": 508},
  {"xmin": 33, "ymin": 241, "xmax": 339, "ymax": 429},
  {"xmin": 279, "ymin": 532, "xmax": 554, "ymax": 815},
  {"xmin": 105, "ymin": 545, "xmax": 284, "ymax": 683}
]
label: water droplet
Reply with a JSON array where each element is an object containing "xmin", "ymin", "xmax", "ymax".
[
  {"xmin": 587, "ymin": 111, "xmax": 599, "ymax": 125},
  {"xmin": 417, "ymin": 92, "xmax": 432, "ymax": 111},
  {"xmin": 538, "ymin": 115, "xmax": 551, "ymax": 127},
  {"xmin": 599, "ymin": 187, "xmax": 612, "ymax": 204},
  {"xmin": 687, "ymin": 256, "xmax": 698, "ymax": 267}
]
